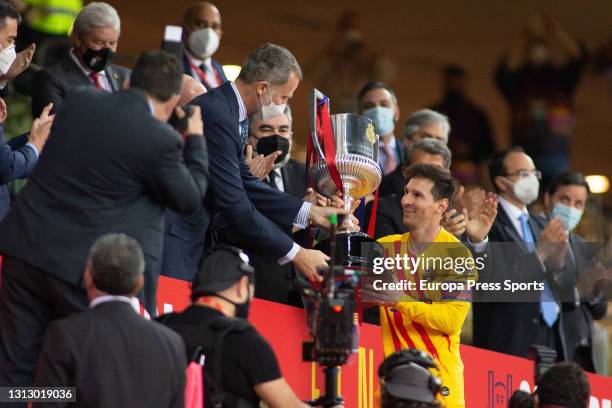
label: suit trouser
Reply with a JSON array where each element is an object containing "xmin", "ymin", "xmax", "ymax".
[
  {"xmin": 141, "ymin": 255, "xmax": 159, "ymax": 316},
  {"xmin": 0, "ymin": 256, "xmax": 88, "ymax": 399}
]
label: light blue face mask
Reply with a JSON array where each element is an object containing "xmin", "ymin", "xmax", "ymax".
[
  {"xmin": 363, "ymin": 106, "xmax": 395, "ymax": 136},
  {"xmin": 551, "ymin": 202, "xmax": 583, "ymax": 231}
]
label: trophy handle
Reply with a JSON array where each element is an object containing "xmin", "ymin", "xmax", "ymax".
[{"xmin": 310, "ymin": 88, "xmax": 328, "ymax": 161}]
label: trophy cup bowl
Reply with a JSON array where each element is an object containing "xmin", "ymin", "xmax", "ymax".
[{"xmin": 309, "ymin": 90, "xmax": 383, "ymax": 271}]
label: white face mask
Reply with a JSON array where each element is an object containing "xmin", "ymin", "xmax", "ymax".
[
  {"xmin": 0, "ymin": 43, "xmax": 16, "ymax": 75},
  {"xmin": 509, "ymin": 174, "xmax": 540, "ymax": 205},
  {"xmin": 188, "ymin": 28, "xmax": 220, "ymax": 59},
  {"xmin": 259, "ymin": 83, "xmax": 286, "ymax": 121}
]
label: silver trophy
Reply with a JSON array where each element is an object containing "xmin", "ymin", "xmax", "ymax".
[{"xmin": 309, "ymin": 89, "xmax": 383, "ymax": 268}]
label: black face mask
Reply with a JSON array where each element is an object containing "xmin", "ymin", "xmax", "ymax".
[
  {"xmin": 81, "ymin": 47, "xmax": 115, "ymax": 72},
  {"xmin": 234, "ymin": 297, "xmax": 251, "ymax": 319},
  {"xmin": 255, "ymin": 134, "xmax": 290, "ymax": 164},
  {"xmin": 214, "ymin": 290, "xmax": 251, "ymax": 319}
]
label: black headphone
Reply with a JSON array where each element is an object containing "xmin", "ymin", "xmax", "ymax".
[
  {"xmin": 200, "ymin": 244, "xmax": 255, "ymax": 278},
  {"xmin": 379, "ymin": 349, "xmax": 438, "ymax": 377},
  {"xmin": 384, "ymin": 362, "xmax": 443, "ymax": 397},
  {"xmin": 379, "ymin": 349, "xmax": 443, "ymax": 398}
]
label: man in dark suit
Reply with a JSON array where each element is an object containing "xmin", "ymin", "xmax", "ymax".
[
  {"xmin": 244, "ymin": 106, "xmax": 308, "ymax": 303},
  {"xmin": 181, "ymin": 1, "xmax": 228, "ymax": 91},
  {"xmin": 473, "ymin": 147, "xmax": 574, "ymax": 358},
  {"xmin": 542, "ymin": 171, "xmax": 608, "ymax": 372},
  {"xmin": 193, "ymin": 43, "xmax": 344, "ymax": 284},
  {"xmin": 379, "ymin": 109, "xmax": 450, "ymax": 198},
  {"xmin": 0, "ymin": 50, "xmax": 208, "ymax": 389},
  {"xmin": 31, "ymin": 2, "xmax": 130, "ymax": 116},
  {"xmin": 34, "ymin": 234, "xmax": 186, "ymax": 408}
]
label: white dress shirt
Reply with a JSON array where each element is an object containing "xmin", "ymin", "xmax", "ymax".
[
  {"xmin": 267, "ymin": 168, "xmax": 285, "ymax": 192},
  {"xmin": 498, "ymin": 196, "xmax": 530, "ymax": 240}
]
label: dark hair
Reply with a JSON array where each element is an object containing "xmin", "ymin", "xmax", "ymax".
[
  {"xmin": 88, "ymin": 233, "xmax": 145, "ymax": 295},
  {"xmin": 537, "ymin": 362, "xmax": 590, "ymax": 408},
  {"xmin": 488, "ymin": 146, "xmax": 525, "ymax": 193},
  {"xmin": 404, "ymin": 163, "xmax": 455, "ymax": 203},
  {"xmin": 130, "ymin": 50, "xmax": 182, "ymax": 102},
  {"xmin": 443, "ymin": 64, "xmax": 466, "ymax": 79},
  {"xmin": 546, "ymin": 171, "xmax": 591, "ymax": 197},
  {"xmin": 509, "ymin": 390, "xmax": 533, "ymax": 408},
  {"xmin": 0, "ymin": 1, "xmax": 21, "ymax": 27},
  {"xmin": 357, "ymin": 81, "xmax": 398, "ymax": 109},
  {"xmin": 380, "ymin": 390, "xmax": 441, "ymax": 408}
]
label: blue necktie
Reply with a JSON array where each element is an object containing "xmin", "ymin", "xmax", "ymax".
[
  {"xmin": 239, "ymin": 119, "xmax": 249, "ymax": 148},
  {"xmin": 519, "ymin": 214, "xmax": 559, "ymax": 327}
]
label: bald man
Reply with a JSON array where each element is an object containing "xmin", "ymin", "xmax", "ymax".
[{"xmin": 182, "ymin": 1, "xmax": 227, "ymax": 90}]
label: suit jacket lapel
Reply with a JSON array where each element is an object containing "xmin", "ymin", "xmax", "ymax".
[
  {"xmin": 497, "ymin": 205, "xmax": 530, "ymax": 252},
  {"xmin": 219, "ymin": 81, "xmax": 239, "ymax": 123},
  {"xmin": 62, "ymin": 54, "xmax": 91, "ymax": 86},
  {"xmin": 527, "ymin": 214, "xmax": 543, "ymax": 242},
  {"xmin": 104, "ymin": 65, "xmax": 123, "ymax": 92}
]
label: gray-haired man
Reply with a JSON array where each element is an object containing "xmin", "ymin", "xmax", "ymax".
[
  {"xmin": 31, "ymin": 1, "xmax": 130, "ymax": 116},
  {"xmin": 193, "ymin": 43, "xmax": 345, "ymax": 284}
]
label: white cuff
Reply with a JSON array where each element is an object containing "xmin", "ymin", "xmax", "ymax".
[
  {"xmin": 467, "ymin": 235, "xmax": 488, "ymax": 252},
  {"xmin": 293, "ymin": 202, "xmax": 312, "ymax": 229},
  {"xmin": 278, "ymin": 242, "xmax": 300, "ymax": 265},
  {"xmin": 26, "ymin": 142, "xmax": 39, "ymax": 159}
]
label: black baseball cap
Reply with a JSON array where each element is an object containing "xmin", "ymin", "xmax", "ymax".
[
  {"xmin": 191, "ymin": 245, "xmax": 255, "ymax": 298},
  {"xmin": 383, "ymin": 362, "xmax": 441, "ymax": 403}
]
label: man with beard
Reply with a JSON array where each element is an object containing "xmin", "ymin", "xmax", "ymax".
[{"xmin": 192, "ymin": 43, "xmax": 345, "ymax": 285}]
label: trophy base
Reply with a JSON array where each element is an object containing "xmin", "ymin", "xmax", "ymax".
[{"xmin": 314, "ymin": 232, "xmax": 383, "ymax": 274}]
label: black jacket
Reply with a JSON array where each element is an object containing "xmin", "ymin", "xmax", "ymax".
[
  {"xmin": 0, "ymin": 88, "xmax": 208, "ymax": 309},
  {"xmin": 31, "ymin": 52, "xmax": 130, "ymax": 117},
  {"xmin": 364, "ymin": 194, "xmax": 408, "ymax": 239},
  {"xmin": 34, "ymin": 301, "xmax": 186, "ymax": 408},
  {"xmin": 472, "ymin": 204, "xmax": 575, "ymax": 357},
  {"xmin": 378, "ymin": 165, "xmax": 405, "ymax": 198}
]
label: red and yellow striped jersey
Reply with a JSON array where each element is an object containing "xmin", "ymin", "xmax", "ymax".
[{"xmin": 378, "ymin": 228, "xmax": 474, "ymax": 408}]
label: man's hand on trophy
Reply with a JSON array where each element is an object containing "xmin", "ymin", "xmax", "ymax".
[
  {"xmin": 304, "ymin": 188, "xmax": 328, "ymax": 207},
  {"xmin": 307, "ymin": 205, "xmax": 348, "ymax": 229},
  {"xmin": 245, "ymin": 144, "xmax": 281, "ymax": 181},
  {"xmin": 293, "ymin": 247, "xmax": 328, "ymax": 283}
]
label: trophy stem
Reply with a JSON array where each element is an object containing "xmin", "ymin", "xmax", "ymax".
[{"xmin": 339, "ymin": 185, "xmax": 359, "ymax": 233}]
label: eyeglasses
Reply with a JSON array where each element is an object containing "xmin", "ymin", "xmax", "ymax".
[{"xmin": 504, "ymin": 169, "xmax": 542, "ymax": 180}]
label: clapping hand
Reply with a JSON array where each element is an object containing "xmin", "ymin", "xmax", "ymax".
[
  {"xmin": 466, "ymin": 192, "xmax": 498, "ymax": 243},
  {"xmin": 29, "ymin": 103, "xmax": 54, "ymax": 152},
  {"xmin": 245, "ymin": 144, "xmax": 280, "ymax": 181}
]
